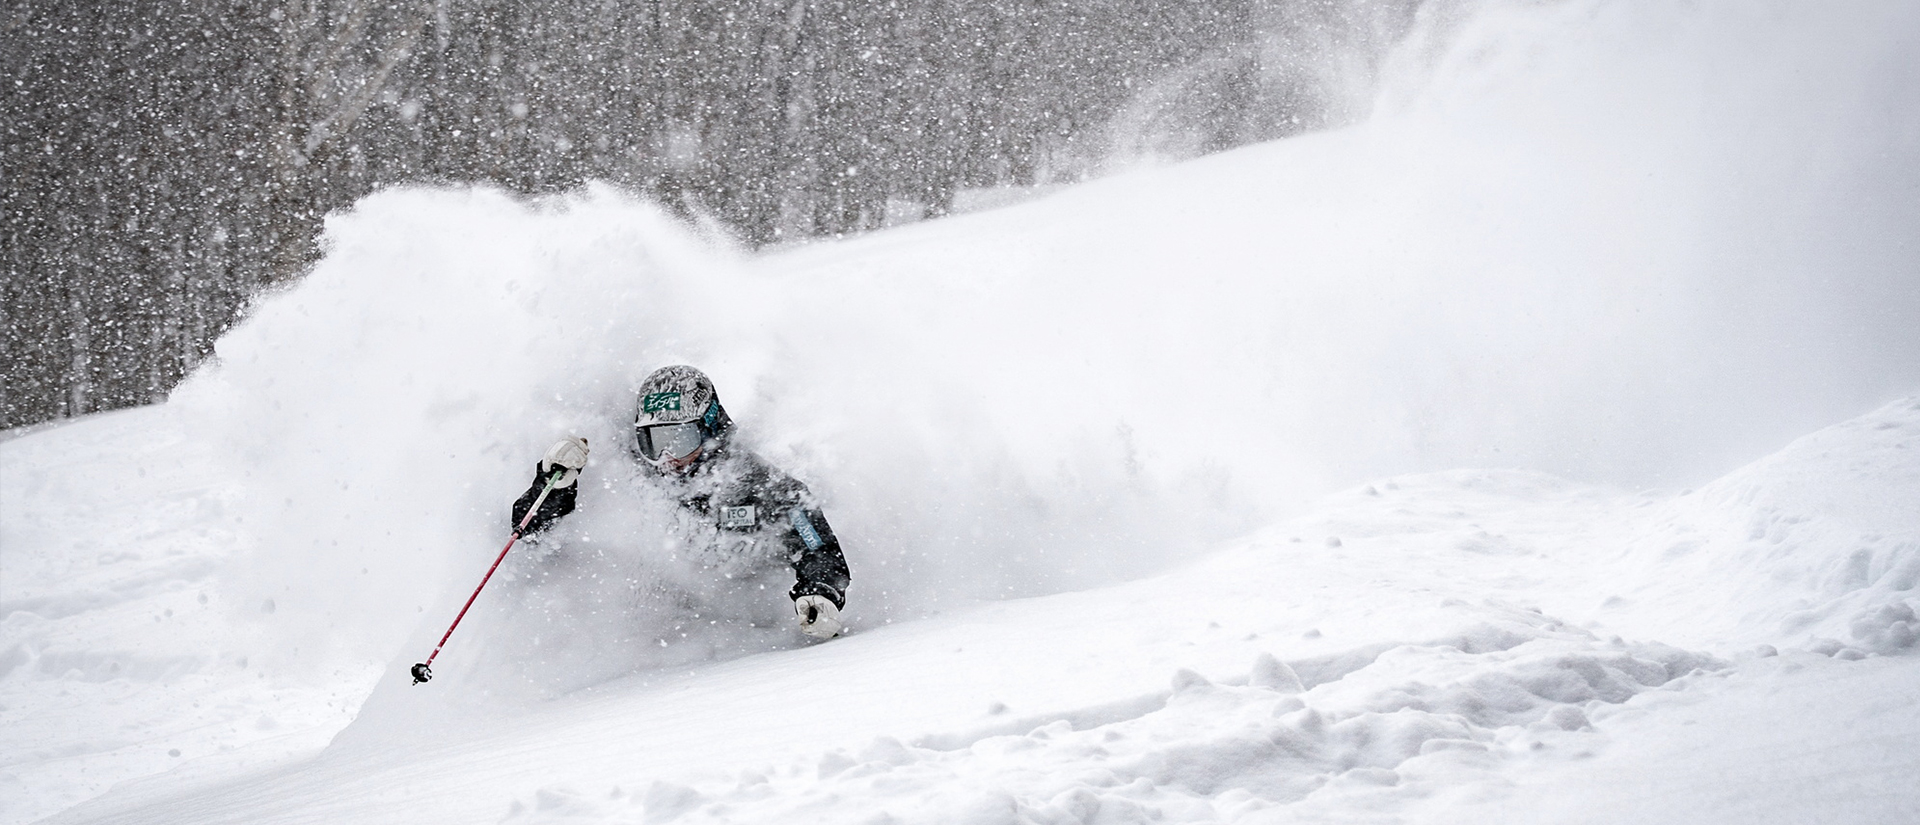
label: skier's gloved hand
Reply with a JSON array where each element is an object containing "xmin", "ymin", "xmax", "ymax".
[
  {"xmin": 794, "ymin": 594, "xmax": 843, "ymax": 640},
  {"xmin": 540, "ymin": 437, "xmax": 590, "ymax": 488},
  {"xmin": 790, "ymin": 580, "xmax": 845, "ymax": 610}
]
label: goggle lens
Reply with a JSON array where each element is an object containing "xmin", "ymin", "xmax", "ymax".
[{"xmin": 638, "ymin": 422, "xmax": 705, "ymax": 460}]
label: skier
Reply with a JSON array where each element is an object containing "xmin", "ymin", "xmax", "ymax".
[{"xmin": 509, "ymin": 365, "xmax": 852, "ymax": 639}]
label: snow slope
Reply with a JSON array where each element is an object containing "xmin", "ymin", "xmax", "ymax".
[
  {"xmin": 5, "ymin": 0, "xmax": 1920, "ymax": 822},
  {"xmin": 15, "ymin": 399, "xmax": 1920, "ymax": 825}
]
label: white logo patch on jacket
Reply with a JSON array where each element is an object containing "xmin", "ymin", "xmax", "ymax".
[{"xmin": 719, "ymin": 505, "xmax": 758, "ymax": 530}]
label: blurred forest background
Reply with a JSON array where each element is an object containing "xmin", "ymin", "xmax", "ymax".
[{"xmin": 2, "ymin": 0, "xmax": 1415, "ymax": 429}]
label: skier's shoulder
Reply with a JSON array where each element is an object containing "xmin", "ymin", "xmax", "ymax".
[{"xmin": 716, "ymin": 447, "xmax": 810, "ymax": 502}]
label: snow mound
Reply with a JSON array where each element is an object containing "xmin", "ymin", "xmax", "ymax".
[{"xmin": 1617, "ymin": 396, "xmax": 1920, "ymax": 655}]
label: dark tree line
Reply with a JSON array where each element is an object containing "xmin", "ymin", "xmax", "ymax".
[{"xmin": 2, "ymin": 0, "xmax": 1417, "ymax": 429}]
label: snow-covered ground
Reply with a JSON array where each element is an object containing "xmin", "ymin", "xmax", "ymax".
[
  {"xmin": 5, "ymin": 0, "xmax": 1920, "ymax": 823},
  {"xmin": 10, "ymin": 398, "xmax": 1920, "ymax": 825}
]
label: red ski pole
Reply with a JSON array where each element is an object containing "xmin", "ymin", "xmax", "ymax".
[{"xmin": 411, "ymin": 468, "xmax": 565, "ymax": 684}]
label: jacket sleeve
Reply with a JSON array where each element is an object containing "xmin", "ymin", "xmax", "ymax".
[
  {"xmin": 783, "ymin": 505, "xmax": 851, "ymax": 609},
  {"xmin": 752, "ymin": 461, "xmax": 851, "ymax": 608},
  {"xmin": 510, "ymin": 465, "xmax": 577, "ymax": 535}
]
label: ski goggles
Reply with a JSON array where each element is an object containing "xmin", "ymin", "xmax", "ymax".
[{"xmin": 636, "ymin": 421, "xmax": 705, "ymax": 460}]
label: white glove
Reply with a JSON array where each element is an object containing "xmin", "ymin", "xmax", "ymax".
[
  {"xmin": 540, "ymin": 437, "xmax": 589, "ymax": 488},
  {"xmin": 794, "ymin": 594, "xmax": 843, "ymax": 639}
]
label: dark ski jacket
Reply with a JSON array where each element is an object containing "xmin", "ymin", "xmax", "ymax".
[{"xmin": 511, "ymin": 445, "xmax": 851, "ymax": 609}]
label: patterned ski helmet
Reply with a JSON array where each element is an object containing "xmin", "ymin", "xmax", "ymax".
[{"xmin": 634, "ymin": 365, "xmax": 732, "ymax": 446}]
